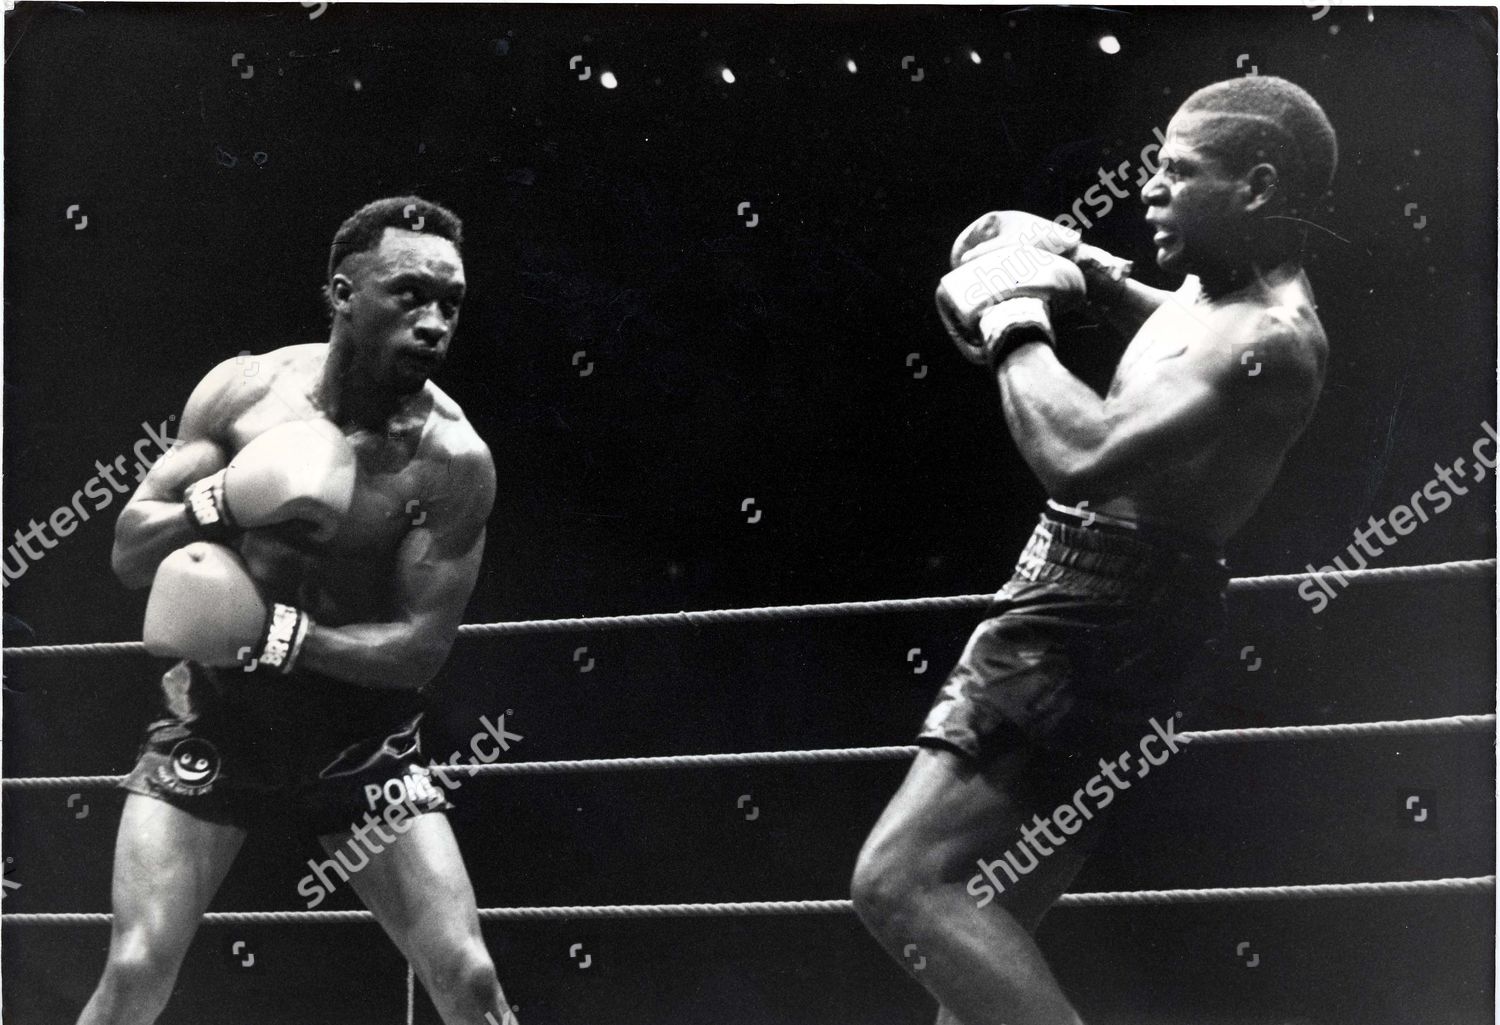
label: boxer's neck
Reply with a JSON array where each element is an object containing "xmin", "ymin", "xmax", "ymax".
[
  {"xmin": 1195, "ymin": 255, "xmax": 1301, "ymax": 302},
  {"xmin": 314, "ymin": 340, "xmax": 415, "ymax": 430}
]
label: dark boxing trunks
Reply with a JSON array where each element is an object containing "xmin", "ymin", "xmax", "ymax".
[
  {"xmin": 918, "ymin": 506, "xmax": 1229, "ymax": 763},
  {"xmin": 123, "ymin": 660, "xmax": 451, "ymax": 836}
]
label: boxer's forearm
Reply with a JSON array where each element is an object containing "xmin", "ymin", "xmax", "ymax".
[
  {"xmin": 995, "ymin": 346, "xmax": 1112, "ymax": 499},
  {"xmin": 295, "ymin": 620, "xmax": 452, "ymax": 691},
  {"xmin": 112, "ymin": 501, "xmax": 203, "ymax": 589},
  {"xmin": 1084, "ymin": 276, "xmax": 1174, "ymax": 338}
]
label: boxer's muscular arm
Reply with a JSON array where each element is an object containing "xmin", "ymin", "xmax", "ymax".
[
  {"xmin": 294, "ymin": 442, "xmax": 496, "ymax": 691},
  {"xmin": 995, "ymin": 317, "xmax": 1308, "ymax": 502},
  {"xmin": 112, "ymin": 360, "xmax": 241, "ymax": 589}
]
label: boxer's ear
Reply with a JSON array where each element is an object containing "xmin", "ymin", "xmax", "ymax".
[
  {"xmin": 1243, "ymin": 163, "xmax": 1280, "ymax": 214},
  {"xmin": 328, "ymin": 274, "xmax": 355, "ymax": 317}
]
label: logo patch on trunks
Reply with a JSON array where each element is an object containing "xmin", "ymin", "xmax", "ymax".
[
  {"xmin": 364, "ymin": 765, "xmax": 444, "ymax": 812},
  {"xmin": 1015, "ymin": 524, "xmax": 1054, "ymax": 581},
  {"xmin": 157, "ymin": 738, "xmax": 222, "ymax": 795}
]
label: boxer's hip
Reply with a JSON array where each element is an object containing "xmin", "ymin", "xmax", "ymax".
[
  {"xmin": 918, "ymin": 508, "xmax": 1229, "ymax": 761},
  {"xmin": 121, "ymin": 659, "xmax": 439, "ymax": 832}
]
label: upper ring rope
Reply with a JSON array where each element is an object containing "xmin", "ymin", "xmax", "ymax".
[
  {"xmin": 4, "ymin": 714, "xmax": 1491, "ymax": 791},
  {"xmin": 2, "ymin": 558, "xmax": 1492, "ymax": 660},
  {"xmin": 3, "ymin": 876, "xmax": 1491, "ymax": 926}
]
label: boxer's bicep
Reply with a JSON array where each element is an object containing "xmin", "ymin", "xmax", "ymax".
[
  {"xmin": 130, "ymin": 438, "xmax": 227, "ymax": 505},
  {"xmin": 392, "ymin": 522, "xmax": 487, "ymax": 645},
  {"xmin": 126, "ymin": 359, "xmax": 243, "ymax": 506},
  {"xmin": 1093, "ymin": 325, "xmax": 1307, "ymax": 481},
  {"xmin": 391, "ymin": 445, "xmax": 495, "ymax": 643},
  {"xmin": 1083, "ymin": 348, "xmax": 1238, "ymax": 484},
  {"xmin": 112, "ymin": 363, "xmax": 246, "ymax": 586}
]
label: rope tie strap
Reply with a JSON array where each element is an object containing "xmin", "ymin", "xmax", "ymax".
[
  {"xmin": 3, "ymin": 559, "xmax": 1491, "ymax": 658},
  {"xmin": 3, "ymin": 714, "xmax": 1491, "ymax": 790},
  {"xmin": 3, "ymin": 876, "xmax": 1491, "ymax": 926}
]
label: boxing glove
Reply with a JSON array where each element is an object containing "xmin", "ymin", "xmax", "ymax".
[
  {"xmin": 143, "ymin": 542, "xmax": 309, "ymax": 674},
  {"xmin": 185, "ymin": 419, "xmax": 356, "ymax": 543},
  {"xmin": 949, "ymin": 210, "xmax": 1133, "ymax": 293},
  {"xmin": 935, "ymin": 244, "xmax": 1086, "ymax": 368}
]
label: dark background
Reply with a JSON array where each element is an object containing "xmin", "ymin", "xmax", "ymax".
[{"xmin": 3, "ymin": 4, "xmax": 1495, "ymax": 1023}]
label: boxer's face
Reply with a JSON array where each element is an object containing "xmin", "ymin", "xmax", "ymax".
[
  {"xmin": 334, "ymin": 227, "xmax": 466, "ymax": 394},
  {"xmin": 1140, "ymin": 114, "xmax": 1253, "ymax": 276}
]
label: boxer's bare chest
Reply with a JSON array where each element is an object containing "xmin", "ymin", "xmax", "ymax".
[
  {"xmin": 1109, "ymin": 297, "xmax": 1217, "ymax": 398},
  {"xmin": 224, "ymin": 369, "xmax": 441, "ymax": 613}
]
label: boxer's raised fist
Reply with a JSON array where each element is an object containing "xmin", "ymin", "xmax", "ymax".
[
  {"xmin": 936, "ymin": 244, "xmax": 1085, "ymax": 368},
  {"xmin": 185, "ymin": 420, "xmax": 356, "ymax": 543},
  {"xmin": 950, "ymin": 210, "xmax": 1133, "ymax": 291},
  {"xmin": 144, "ymin": 543, "xmax": 269, "ymax": 666}
]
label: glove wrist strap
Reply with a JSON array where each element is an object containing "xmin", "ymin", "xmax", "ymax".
[
  {"xmin": 980, "ymin": 298, "xmax": 1055, "ymax": 370},
  {"xmin": 255, "ymin": 603, "xmax": 310, "ymax": 675},
  {"xmin": 184, "ymin": 470, "xmax": 239, "ymax": 542}
]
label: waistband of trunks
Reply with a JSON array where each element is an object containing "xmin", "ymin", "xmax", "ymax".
[{"xmin": 1018, "ymin": 511, "xmax": 1228, "ymax": 585}]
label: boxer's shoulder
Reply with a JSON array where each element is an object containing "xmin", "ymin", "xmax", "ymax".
[
  {"xmin": 415, "ymin": 385, "xmax": 494, "ymax": 497},
  {"xmin": 1220, "ymin": 290, "xmax": 1326, "ymax": 381},
  {"xmin": 192, "ymin": 345, "xmax": 328, "ymax": 443},
  {"xmin": 199, "ymin": 344, "xmax": 323, "ymax": 401}
]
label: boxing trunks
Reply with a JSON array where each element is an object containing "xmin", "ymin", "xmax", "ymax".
[
  {"xmin": 918, "ymin": 502, "xmax": 1229, "ymax": 763},
  {"xmin": 122, "ymin": 659, "xmax": 450, "ymax": 836}
]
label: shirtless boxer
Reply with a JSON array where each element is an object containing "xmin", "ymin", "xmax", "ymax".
[
  {"xmin": 851, "ymin": 77, "xmax": 1338, "ymax": 1024},
  {"xmin": 79, "ymin": 196, "xmax": 514, "ymax": 1025}
]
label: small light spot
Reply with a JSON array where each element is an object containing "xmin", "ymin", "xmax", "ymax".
[
  {"xmin": 1098, "ymin": 35, "xmax": 1121, "ymax": 55},
  {"xmin": 845, "ymin": 58, "xmax": 858, "ymax": 73},
  {"xmin": 600, "ymin": 70, "xmax": 618, "ymax": 89},
  {"xmin": 720, "ymin": 67, "xmax": 735, "ymax": 84},
  {"xmin": 969, "ymin": 50, "xmax": 982, "ymax": 64}
]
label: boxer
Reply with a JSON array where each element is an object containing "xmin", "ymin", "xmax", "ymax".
[
  {"xmin": 852, "ymin": 77, "xmax": 1338, "ymax": 1024},
  {"xmin": 79, "ymin": 196, "xmax": 515, "ymax": 1025}
]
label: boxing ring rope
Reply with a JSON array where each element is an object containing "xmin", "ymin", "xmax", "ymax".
[
  {"xmin": 2, "ymin": 714, "xmax": 1492, "ymax": 791},
  {"xmin": 1, "ymin": 556, "xmax": 1492, "ymax": 1025},
  {"xmin": 1, "ymin": 558, "xmax": 1492, "ymax": 659},
  {"xmin": 4, "ymin": 876, "xmax": 1494, "ymax": 927}
]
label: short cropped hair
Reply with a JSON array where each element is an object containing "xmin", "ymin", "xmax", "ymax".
[
  {"xmin": 326, "ymin": 195, "xmax": 464, "ymax": 285},
  {"xmin": 1177, "ymin": 76, "xmax": 1338, "ymax": 218}
]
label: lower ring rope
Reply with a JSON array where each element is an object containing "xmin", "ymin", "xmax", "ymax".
[
  {"xmin": 4, "ymin": 876, "xmax": 1491, "ymax": 926},
  {"xmin": 3, "ymin": 559, "xmax": 1491, "ymax": 659},
  {"xmin": 3, "ymin": 714, "xmax": 1490, "ymax": 790}
]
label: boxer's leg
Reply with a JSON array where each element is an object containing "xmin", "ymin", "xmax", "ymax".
[
  {"xmin": 852, "ymin": 746, "xmax": 1102, "ymax": 1025},
  {"xmin": 77, "ymin": 794, "xmax": 247, "ymax": 1025},
  {"xmin": 323, "ymin": 812, "xmax": 512, "ymax": 1025}
]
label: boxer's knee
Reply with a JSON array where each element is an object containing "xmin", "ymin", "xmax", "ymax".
[
  {"xmin": 94, "ymin": 930, "xmax": 183, "ymax": 1017},
  {"xmin": 422, "ymin": 936, "xmax": 500, "ymax": 1014},
  {"xmin": 851, "ymin": 829, "xmax": 935, "ymax": 937}
]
